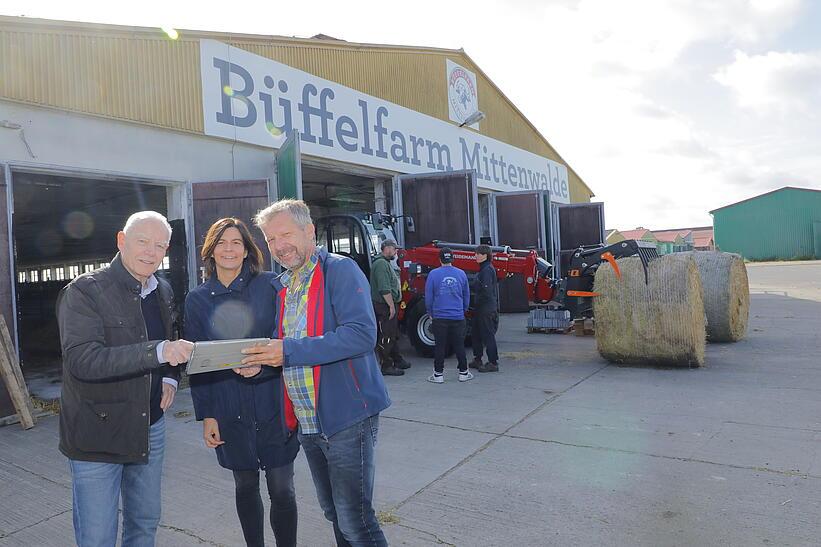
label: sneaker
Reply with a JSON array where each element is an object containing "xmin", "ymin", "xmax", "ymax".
[
  {"xmin": 395, "ymin": 358, "xmax": 412, "ymax": 370},
  {"xmin": 469, "ymin": 357, "xmax": 483, "ymax": 369},
  {"xmin": 476, "ymin": 361, "xmax": 498, "ymax": 373},
  {"xmin": 427, "ymin": 373, "xmax": 444, "ymax": 384},
  {"xmin": 382, "ymin": 365, "xmax": 405, "ymax": 376},
  {"xmin": 458, "ymin": 370, "xmax": 475, "ymax": 382}
]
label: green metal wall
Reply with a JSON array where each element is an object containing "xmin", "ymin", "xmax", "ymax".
[{"xmin": 713, "ymin": 188, "xmax": 821, "ymax": 260}]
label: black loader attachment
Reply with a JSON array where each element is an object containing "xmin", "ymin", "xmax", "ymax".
[{"xmin": 555, "ymin": 239, "xmax": 660, "ymax": 320}]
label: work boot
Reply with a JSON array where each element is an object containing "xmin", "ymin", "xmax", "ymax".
[
  {"xmin": 381, "ymin": 364, "xmax": 405, "ymax": 376},
  {"xmin": 394, "ymin": 357, "xmax": 412, "ymax": 370},
  {"xmin": 477, "ymin": 361, "xmax": 499, "ymax": 373},
  {"xmin": 469, "ymin": 357, "xmax": 483, "ymax": 369}
]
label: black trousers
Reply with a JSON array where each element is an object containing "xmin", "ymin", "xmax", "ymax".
[
  {"xmin": 233, "ymin": 463, "xmax": 297, "ymax": 547},
  {"xmin": 374, "ymin": 301, "xmax": 402, "ymax": 367},
  {"xmin": 471, "ymin": 309, "xmax": 499, "ymax": 363},
  {"xmin": 432, "ymin": 318, "xmax": 467, "ymax": 373}
]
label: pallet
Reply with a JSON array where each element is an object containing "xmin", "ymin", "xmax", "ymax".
[
  {"xmin": 573, "ymin": 318, "xmax": 595, "ymax": 337},
  {"xmin": 527, "ymin": 326, "xmax": 572, "ymax": 334}
]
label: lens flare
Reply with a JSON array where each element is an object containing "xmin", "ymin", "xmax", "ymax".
[
  {"xmin": 266, "ymin": 121, "xmax": 282, "ymax": 137},
  {"xmin": 63, "ymin": 211, "xmax": 94, "ymax": 239},
  {"xmin": 162, "ymin": 27, "xmax": 179, "ymax": 40}
]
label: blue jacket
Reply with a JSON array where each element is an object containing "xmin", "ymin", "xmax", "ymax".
[
  {"xmin": 425, "ymin": 265, "xmax": 470, "ymax": 320},
  {"xmin": 185, "ymin": 265, "xmax": 299, "ymax": 470},
  {"xmin": 274, "ymin": 247, "xmax": 391, "ymax": 438}
]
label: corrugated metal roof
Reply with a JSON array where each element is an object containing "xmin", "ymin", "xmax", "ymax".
[{"xmin": 709, "ymin": 186, "xmax": 821, "ymax": 214}]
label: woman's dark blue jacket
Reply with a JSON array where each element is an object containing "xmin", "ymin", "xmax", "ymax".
[{"xmin": 184, "ymin": 264, "xmax": 299, "ymax": 471}]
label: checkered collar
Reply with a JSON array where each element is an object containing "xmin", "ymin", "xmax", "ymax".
[{"xmin": 281, "ymin": 247, "xmax": 321, "ymax": 289}]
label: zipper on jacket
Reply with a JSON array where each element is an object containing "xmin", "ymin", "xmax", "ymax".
[
  {"xmin": 348, "ymin": 360, "xmax": 367, "ymax": 409},
  {"xmin": 136, "ymin": 293, "xmax": 151, "ymax": 459}
]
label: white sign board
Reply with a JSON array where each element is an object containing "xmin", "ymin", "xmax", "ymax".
[
  {"xmin": 446, "ymin": 59, "xmax": 479, "ymax": 129},
  {"xmin": 200, "ymin": 40, "xmax": 570, "ymax": 202}
]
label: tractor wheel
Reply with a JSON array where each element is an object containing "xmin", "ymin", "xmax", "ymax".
[{"xmin": 406, "ymin": 302, "xmax": 436, "ymax": 357}]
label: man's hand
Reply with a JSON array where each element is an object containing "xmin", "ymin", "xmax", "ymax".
[
  {"xmin": 234, "ymin": 365, "xmax": 262, "ymax": 378},
  {"xmin": 203, "ymin": 418, "xmax": 224, "ymax": 448},
  {"xmin": 163, "ymin": 339, "xmax": 194, "ymax": 366},
  {"xmin": 241, "ymin": 339, "xmax": 284, "ymax": 367},
  {"xmin": 160, "ymin": 382, "xmax": 176, "ymax": 411},
  {"xmin": 382, "ymin": 294, "xmax": 396, "ymax": 319}
]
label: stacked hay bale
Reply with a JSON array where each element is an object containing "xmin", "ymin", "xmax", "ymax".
[
  {"xmin": 593, "ymin": 254, "xmax": 706, "ymax": 367},
  {"xmin": 684, "ymin": 251, "xmax": 749, "ymax": 342}
]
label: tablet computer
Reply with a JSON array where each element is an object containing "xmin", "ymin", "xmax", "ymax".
[{"xmin": 185, "ymin": 338, "xmax": 271, "ymax": 375}]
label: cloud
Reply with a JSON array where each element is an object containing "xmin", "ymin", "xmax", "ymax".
[
  {"xmin": 714, "ymin": 50, "xmax": 821, "ymax": 116},
  {"xmin": 634, "ymin": 102, "xmax": 673, "ymax": 119},
  {"xmin": 656, "ymin": 139, "xmax": 719, "ymax": 159}
]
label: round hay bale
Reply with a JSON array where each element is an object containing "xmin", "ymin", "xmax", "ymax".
[
  {"xmin": 684, "ymin": 251, "xmax": 749, "ymax": 342},
  {"xmin": 593, "ymin": 254, "xmax": 706, "ymax": 367}
]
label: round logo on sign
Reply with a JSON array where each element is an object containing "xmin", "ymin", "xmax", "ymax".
[{"xmin": 449, "ymin": 67, "xmax": 478, "ymax": 123}]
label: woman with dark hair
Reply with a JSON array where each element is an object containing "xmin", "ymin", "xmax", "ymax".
[{"xmin": 185, "ymin": 217, "xmax": 299, "ymax": 547}]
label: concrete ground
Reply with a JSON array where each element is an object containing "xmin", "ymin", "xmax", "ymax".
[{"xmin": 0, "ymin": 262, "xmax": 819, "ymax": 546}]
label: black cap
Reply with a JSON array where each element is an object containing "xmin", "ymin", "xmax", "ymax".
[{"xmin": 439, "ymin": 247, "xmax": 454, "ymax": 263}]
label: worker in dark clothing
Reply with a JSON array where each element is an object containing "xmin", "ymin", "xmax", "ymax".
[
  {"xmin": 370, "ymin": 239, "xmax": 410, "ymax": 376},
  {"xmin": 470, "ymin": 244, "xmax": 500, "ymax": 372}
]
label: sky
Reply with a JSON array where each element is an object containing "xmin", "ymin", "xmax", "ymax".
[{"xmin": 4, "ymin": 0, "xmax": 820, "ymax": 231}]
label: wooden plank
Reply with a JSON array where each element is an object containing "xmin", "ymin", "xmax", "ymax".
[{"xmin": 0, "ymin": 315, "xmax": 36, "ymax": 429}]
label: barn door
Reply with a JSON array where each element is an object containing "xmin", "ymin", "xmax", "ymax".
[
  {"xmin": 393, "ymin": 170, "xmax": 479, "ymax": 248},
  {"xmin": 490, "ymin": 190, "xmax": 550, "ymax": 312},
  {"xmin": 0, "ymin": 165, "xmax": 14, "ymax": 418},
  {"xmin": 191, "ymin": 180, "xmax": 273, "ymax": 281},
  {"xmin": 556, "ymin": 202, "xmax": 605, "ymax": 277}
]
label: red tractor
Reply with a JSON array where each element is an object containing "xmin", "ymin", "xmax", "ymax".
[{"xmin": 316, "ymin": 213, "xmax": 657, "ymax": 356}]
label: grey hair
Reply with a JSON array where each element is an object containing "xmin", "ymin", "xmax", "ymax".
[
  {"xmin": 123, "ymin": 211, "xmax": 172, "ymax": 237},
  {"xmin": 254, "ymin": 199, "xmax": 313, "ymax": 228}
]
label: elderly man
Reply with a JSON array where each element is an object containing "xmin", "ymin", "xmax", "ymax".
[
  {"xmin": 370, "ymin": 238, "xmax": 410, "ymax": 376},
  {"xmin": 57, "ymin": 211, "xmax": 193, "ymax": 547},
  {"xmin": 242, "ymin": 199, "xmax": 390, "ymax": 547}
]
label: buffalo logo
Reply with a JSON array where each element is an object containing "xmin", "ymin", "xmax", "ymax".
[{"xmin": 448, "ymin": 62, "xmax": 479, "ymax": 125}]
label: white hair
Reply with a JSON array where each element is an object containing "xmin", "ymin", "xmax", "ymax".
[
  {"xmin": 123, "ymin": 211, "xmax": 172, "ymax": 237},
  {"xmin": 254, "ymin": 199, "xmax": 313, "ymax": 228}
]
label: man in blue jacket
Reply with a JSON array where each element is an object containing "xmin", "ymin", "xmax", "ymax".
[
  {"xmin": 242, "ymin": 199, "xmax": 390, "ymax": 547},
  {"xmin": 424, "ymin": 247, "xmax": 473, "ymax": 384}
]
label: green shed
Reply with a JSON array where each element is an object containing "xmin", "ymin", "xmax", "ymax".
[{"xmin": 710, "ymin": 187, "xmax": 821, "ymax": 260}]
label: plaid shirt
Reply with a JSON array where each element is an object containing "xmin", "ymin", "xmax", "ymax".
[{"xmin": 281, "ymin": 249, "xmax": 321, "ymax": 434}]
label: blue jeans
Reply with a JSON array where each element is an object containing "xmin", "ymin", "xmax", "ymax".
[
  {"xmin": 298, "ymin": 415, "xmax": 387, "ymax": 547},
  {"xmin": 69, "ymin": 416, "xmax": 166, "ymax": 547}
]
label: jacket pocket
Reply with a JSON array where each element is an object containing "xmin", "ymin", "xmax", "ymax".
[
  {"xmin": 346, "ymin": 361, "xmax": 367, "ymax": 409},
  {"xmin": 102, "ymin": 315, "xmax": 135, "ymax": 345},
  {"xmin": 74, "ymin": 399, "xmax": 142, "ymax": 456}
]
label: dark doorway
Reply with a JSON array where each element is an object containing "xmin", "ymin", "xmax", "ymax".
[{"xmin": 10, "ymin": 171, "xmax": 169, "ymax": 398}]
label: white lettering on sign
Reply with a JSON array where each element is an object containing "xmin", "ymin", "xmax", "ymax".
[{"xmin": 200, "ymin": 40, "xmax": 570, "ymax": 202}]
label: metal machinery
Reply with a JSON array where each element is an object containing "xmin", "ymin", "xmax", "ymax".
[{"xmin": 315, "ymin": 212, "xmax": 658, "ymax": 356}]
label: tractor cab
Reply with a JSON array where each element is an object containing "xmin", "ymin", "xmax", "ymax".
[{"xmin": 315, "ymin": 212, "xmax": 399, "ymax": 279}]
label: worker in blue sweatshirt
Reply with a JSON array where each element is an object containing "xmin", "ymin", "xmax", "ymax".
[{"xmin": 424, "ymin": 247, "xmax": 474, "ymax": 383}]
